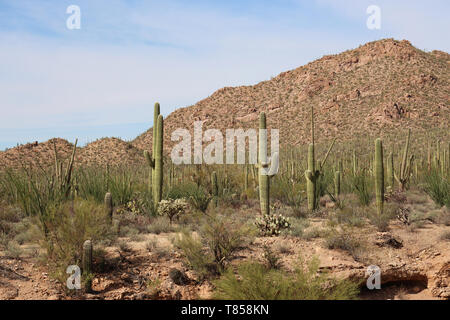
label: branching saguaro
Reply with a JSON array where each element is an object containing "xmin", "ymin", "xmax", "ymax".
[
  {"xmin": 257, "ymin": 112, "xmax": 278, "ymax": 215},
  {"xmin": 395, "ymin": 129, "xmax": 414, "ymax": 191},
  {"xmin": 304, "ymin": 106, "xmax": 336, "ymax": 211},
  {"xmin": 144, "ymin": 103, "xmax": 164, "ymax": 207}
]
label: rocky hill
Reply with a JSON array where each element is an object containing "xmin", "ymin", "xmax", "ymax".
[
  {"xmin": 134, "ymin": 38, "xmax": 449, "ymax": 153},
  {"xmin": 1, "ymin": 39, "xmax": 449, "ymax": 168}
]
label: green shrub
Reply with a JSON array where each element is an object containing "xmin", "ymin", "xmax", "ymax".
[
  {"xmin": 108, "ymin": 171, "xmax": 134, "ymax": 206},
  {"xmin": 288, "ymin": 218, "xmax": 310, "ymax": 237},
  {"xmin": 147, "ymin": 216, "xmax": 175, "ymax": 234},
  {"xmin": 201, "ymin": 215, "xmax": 248, "ymax": 271},
  {"xmin": 350, "ymin": 171, "xmax": 372, "ymax": 206},
  {"xmin": 213, "ymin": 257, "xmax": 359, "ymax": 300},
  {"xmin": 255, "ymin": 213, "xmax": 291, "ymax": 237},
  {"xmin": 168, "ymin": 183, "xmax": 211, "ymax": 212},
  {"xmin": 42, "ymin": 200, "xmax": 115, "ymax": 285},
  {"xmin": 423, "ymin": 169, "xmax": 450, "ymax": 207},
  {"xmin": 325, "ymin": 230, "xmax": 363, "ymax": 260},
  {"xmin": 335, "ymin": 208, "xmax": 366, "ymax": 227},
  {"xmin": 175, "ymin": 215, "xmax": 250, "ymax": 279},
  {"xmin": 157, "ymin": 198, "xmax": 188, "ymax": 224},
  {"xmin": 174, "ymin": 231, "xmax": 218, "ymax": 281},
  {"xmin": 74, "ymin": 167, "xmax": 108, "ymax": 203},
  {"xmin": 262, "ymin": 245, "xmax": 282, "ymax": 269}
]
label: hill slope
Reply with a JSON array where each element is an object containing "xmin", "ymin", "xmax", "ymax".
[
  {"xmin": 134, "ymin": 38, "xmax": 449, "ymax": 153},
  {"xmin": 1, "ymin": 39, "xmax": 449, "ymax": 168}
]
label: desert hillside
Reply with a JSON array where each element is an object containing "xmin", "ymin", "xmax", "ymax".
[
  {"xmin": 134, "ymin": 38, "xmax": 449, "ymax": 152},
  {"xmin": 1, "ymin": 38, "xmax": 449, "ymax": 168}
]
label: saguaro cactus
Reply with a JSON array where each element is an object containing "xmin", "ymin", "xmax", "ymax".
[
  {"xmin": 82, "ymin": 240, "xmax": 93, "ymax": 292},
  {"xmin": 105, "ymin": 192, "xmax": 113, "ymax": 221},
  {"xmin": 211, "ymin": 171, "xmax": 218, "ymax": 207},
  {"xmin": 258, "ymin": 112, "xmax": 270, "ymax": 215},
  {"xmin": 144, "ymin": 106, "xmax": 164, "ymax": 206},
  {"xmin": 387, "ymin": 152, "xmax": 394, "ymax": 191},
  {"xmin": 395, "ymin": 129, "xmax": 413, "ymax": 191},
  {"xmin": 304, "ymin": 106, "xmax": 335, "ymax": 211},
  {"xmin": 152, "ymin": 102, "xmax": 160, "ymax": 183},
  {"xmin": 144, "ymin": 150, "xmax": 153, "ymax": 194},
  {"xmin": 244, "ymin": 165, "xmax": 249, "ymax": 191},
  {"xmin": 153, "ymin": 114, "xmax": 164, "ymax": 205},
  {"xmin": 374, "ymin": 138, "xmax": 384, "ymax": 215},
  {"xmin": 334, "ymin": 171, "xmax": 341, "ymax": 196}
]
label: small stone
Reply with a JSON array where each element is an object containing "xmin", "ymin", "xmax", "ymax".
[{"xmin": 169, "ymin": 268, "xmax": 189, "ymax": 286}]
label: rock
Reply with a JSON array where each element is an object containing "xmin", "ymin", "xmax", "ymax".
[
  {"xmin": 169, "ymin": 268, "xmax": 189, "ymax": 286},
  {"xmin": 4, "ymin": 287, "xmax": 18, "ymax": 300},
  {"xmin": 133, "ymin": 292, "xmax": 149, "ymax": 300},
  {"xmin": 375, "ymin": 232, "xmax": 403, "ymax": 248}
]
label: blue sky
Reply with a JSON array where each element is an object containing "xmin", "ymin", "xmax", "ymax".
[{"xmin": 0, "ymin": 0, "xmax": 449, "ymax": 150}]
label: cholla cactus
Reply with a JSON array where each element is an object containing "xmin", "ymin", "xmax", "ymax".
[
  {"xmin": 255, "ymin": 213, "xmax": 291, "ymax": 237},
  {"xmin": 157, "ymin": 198, "xmax": 189, "ymax": 224}
]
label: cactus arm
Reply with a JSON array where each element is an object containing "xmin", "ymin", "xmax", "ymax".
[{"xmin": 320, "ymin": 138, "xmax": 337, "ymax": 171}]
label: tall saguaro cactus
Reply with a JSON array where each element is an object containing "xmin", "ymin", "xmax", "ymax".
[
  {"xmin": 82, "ymin": 240, "xmax": 93, "ymax": 292},
  {"xmin": 153, "ymin": 114, "xmax": 164, "ymax": 205},
  {"xmin": 334, "ymin": 171, "xmax": 341, "ymax": 196},
  {"xmin": 211, "ymin": 171, "xmax": 218, "ymax": 207},
  {"xmin": 144, "ymin": 103, "xmax": 161, "ymax": 196},
  {"xmin": 144, "ymin": 107, "xmax": 164, "ymax": 207},
  {"xmin": 105, "ymin": 192, "xmax": 113, "ymax": 221},
  {"xmin": 258, "ymin": 112, "xmax": 270, "ymax": 215},
  {"xmin": 304, "ymin": 106, "xmax": 335, "ymax": 211},
  {"xmin": 387, "ymin": 151, "xmax": 394, "ymax": 191},
  {"xmin": 153, "ymin": 102, "xmax": 160, "ymax": 184},
  {"xmin": 374, "ymin": 138, "xmax": 384, "ymax": 216}
]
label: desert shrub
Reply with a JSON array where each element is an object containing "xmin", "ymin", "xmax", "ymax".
[
  {"xmin": 157, "ymin": 198, "xmax": 188, "ymax": 224},
  {"xmin": 188, "ymin": 186, "xmax": 212, "ymax": 213},
  {"xmin": 168, "ymin": 183, "xmax": 211, "ymax": 213},
  {"xmin": 213, "ymin": 257, "xmax": 359, "ymax": 300},
  {"xmin": 271, "ymin": 176, "xmax": 304, "ymax": 210},
  {"xmin": 108, "ymin": 171, "xmax": 134, "ymax": 206},
  {"xmin": 74, "ymin": 167, "xmax": 108, "ymax": 203},
  {"xmin": 175, "ymin": 215, "xmax": 251, "ymax": 279},
  {"xmin": 147, "ymin": 216, "xmax": 175, "ymax": 234},
  {"xmin": 262, "ymin": 245, "xmax": 282, "ymax": 269},
  {"xmin": 0, "ymin": 169, "xmax": 67, "ymax": 230},
  {"xmin": 42, "ymin": 200, "xmax": 115, "ymax": 285},
  {"xmin": 334, "ymin": 208, "xmax": 366, "ymax": 227},
  {"xmin": 273, "ymin": 241, "xmax": 292, "ymax": 255},
  {"xmin": 174, "ymin": 231, "xmax": 218, "ymax": 281},
  {"xmin": 167, "ymin": 182, "xmax": 198, "ymax": 199},
  {"xmin": 316, "ymin": 169, "xmax": 333, "ymax": 200},
  {"xmin": 255, "ymin": 213, "xmax": 291, "ymax": 236},
  {"xmin": 350, "ymin": 171, "xmax": 372, "ymax": 206},
  {"xmin": 440, "ymin": 230, "xmax": 450, "ymax": 241},
  {"xmin": 117, "ymin": 239, "xmax": 132, "ymax": 252},
  {"xmin": 288, "ymin": 218, "xmax": 310, "ymax": 237},
  {"xmin": 423, "ymin": 169, "xmax": 450, "ymax": 207},
  {"xmin": 325, "ymin": 230, "xmax": 363, "ymax": 259},
  {"xmin": 201, "ymin": 215, "xmax": 249, "ymax": 271},
  {"xmin": 116, "ymin": 196, "xmax": 148, "ymax": 215},
  {"xmin": 5, "ymin": 240, "xmax": 23, "ymax": 258},
  {"xmin": 367, "ymin": 204, "xmax": 397, "ymax": 231},
  {"xmin": 302, "ymin": 227, "xmax": 324, "ymax": 240}
]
